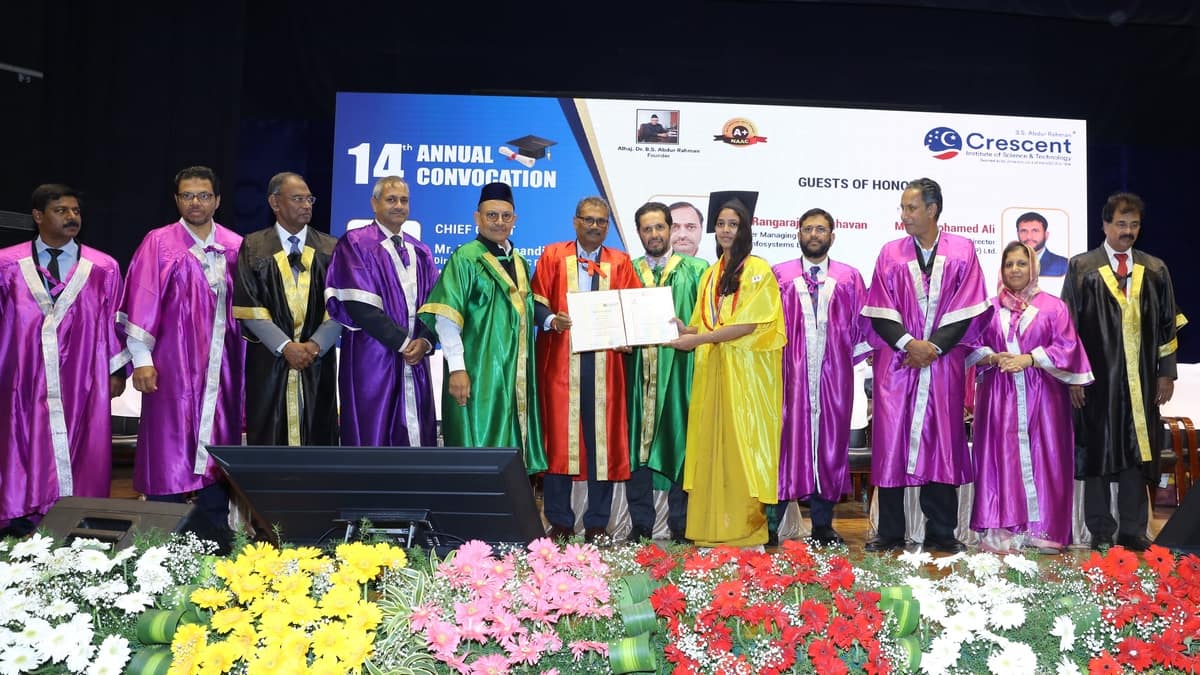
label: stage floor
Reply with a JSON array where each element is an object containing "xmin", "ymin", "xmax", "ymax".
[{"xmin": 109, "ymin": 445, "xmax": 1178, "ymax": 558}]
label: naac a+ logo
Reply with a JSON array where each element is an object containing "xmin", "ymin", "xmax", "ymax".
[{"xmin": 714, "ymin": 118, "xmax": 767, "ymax": 146}]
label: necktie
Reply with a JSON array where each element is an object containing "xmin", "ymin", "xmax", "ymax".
[
  {"xmin": 652, "ymin": 264, "xmax": 664, "ymax": 284},
  {"xmin": 391, "ymin": 234, "xmax": 410, "ymax": 267},
  {"xmin": 287, "ymin": 235, "xmax": 304, "ymax": 276},
  {"xmin": 1115, "ymin": 252, "xmax": 1129, "ymax": 289},
  {"xmin": 808, "ymin": 265, "xmax": 821, "ymax": 306},
  {"xmin": 47, "ymin": 248, "xmax": 63, "ymax": 283},
  {"xmin": 46, "ymin": 248, "xmax": 63, "ymax": 296}
]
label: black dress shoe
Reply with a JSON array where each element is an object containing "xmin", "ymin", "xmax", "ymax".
[
  {"xmin": 669, "ymin": 529, "xmax": 690, "ymax": 545},
  {"xmin": 1116, "ymin": 533, "xmax": 1152, "ymax": 552},
  {"xmin": 808, "ymin": 526, "xmax": 845, "ymax": 546},
  {"xmin": 766, "ymin": 530, "xmax": 780, "ymax": 547},
  {"xmin": 546, "ymin": 524, "xmax": 574, "ymax": 541},
  {"xmin": 1090, "ymin": 535, "xmax": 1113, "ymax": 550},
  {"xmin": 923, "ymin": 537, "xmax": 967, "ymax": 554},
  {"xmin": 864, "ymin": 536, "xmax": 907, "ymax": 552},
  {"xmin": 627, "ymin": 526, "xmax": 653, "ymax": 542},
  {"xmin": 584, "ymin": 527, "xmax": 609, "ymax": 545}
]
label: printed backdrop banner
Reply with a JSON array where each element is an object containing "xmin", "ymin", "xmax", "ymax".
[{"xmin": 332, "ymin": 92, "xmax": 1086, "ymax": 295}]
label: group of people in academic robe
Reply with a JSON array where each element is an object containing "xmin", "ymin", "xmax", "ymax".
[{"xmin": 1, "ymin": 171, "xmax": 1183, "ymax": 557}]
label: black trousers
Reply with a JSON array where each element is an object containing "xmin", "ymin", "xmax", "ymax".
[
  {"xmin": 626, "ymin": 467, "xmax": 688, "ymax": 535},
  {"xmin": 1083, "ymin": 467, "xmax": 1149, "ymax": 540},
  {"xmin": 876, "ymin": 482, "xmax": 958, "ymax": 541},
  {"xmin": 767, "ymin": 496, "xmax": 835, "ymax": 533}
]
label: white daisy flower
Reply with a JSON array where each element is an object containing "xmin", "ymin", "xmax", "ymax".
[
  {"xmin": 40, "ymin": 597, "xmax": 78, "ymax": 619},
  {"xmin": 113, "ymin": 591, "xmax": 153, "ymax": 614},
  {"xmin": 43, "ymin": 622, "xmax": 84, "ymax": 663},
  {"xmin": 7, "ymin": 533, "xmax": 54, "ymax": 561},
  {"xmin": 898, "ymin": 549, "xmax": 934, "ymax": 568},
  {"xmin": 966, "ymin": 552, "xmax": 1003, "ymax": 578},
  {"xmin": 66, "ymin": 641, "xmax": 96, "ymax": 674},
  {"xmin": 0, "ymin": 643, "xmax": 42, "ymax": 675},
  {"xmin": 1049, "ymin": 615, "xmax": 1076, "ymax": 652},
  {"xmin": 932, "ymin": 551, "xmax": 966, "ymax": 569},
  {"xmin": 922, "ymin": 634, "xmax": 961, "ymax": 673},
  {"xmin": 989, "ymin": 602, "xmax": 1027, "ymax": 630},
  {"xmin": 1002, "ymin": 554, "xmax": 1039, "ymax": 575},
  {"xmin": 74, "ymin": 549, "xmax": 115, "ymax": 575},
  {"xmin": 987, "ymin": 641, "xmax": 1037, "ymax": 675}
]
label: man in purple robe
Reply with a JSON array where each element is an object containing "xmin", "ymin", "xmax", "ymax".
[
  {"xmin": 123, "ymin": 166, "xmax": 244, "ymax": 547},
  {"xmin": 770, "ymin": 208, "xmax": 871, "ymax": 546},
  {"xmin": 861, "ymin": 178, "xmax": 990, "ymax": 553},
  {"xmin": 325, "ymin": 176, "xmax": 438, "ymax": 446},
  {"xmin": 0, "ymin": 184, "xmax": 128, "ymax": 537}
]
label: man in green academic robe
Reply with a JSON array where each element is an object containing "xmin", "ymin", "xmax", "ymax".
[
  {"xmin": 418, "ymin": 182, "xmax": 546, "ymax": 474},
  {"xmin": 624, "ymin": 202, "xmax": 708, "ymax": 542}
]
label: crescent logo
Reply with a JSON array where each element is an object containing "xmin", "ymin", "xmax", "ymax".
[{"xmin": 924, "ymin": 126, "xmax": 962, "ymax": 160}]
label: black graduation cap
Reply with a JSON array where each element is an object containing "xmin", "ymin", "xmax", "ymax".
[
  {"xmin": 705, "ymin": 190, "xmax": 759, "ymax": 233},
  {"xmin": 506, "ymin": 134, "xmax": 557, "ymax": 160}
]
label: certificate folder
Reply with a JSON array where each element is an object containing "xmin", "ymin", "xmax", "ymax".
[{"xmin": 565, "ymin": 286, "xmax": 680, "ymax": 353}]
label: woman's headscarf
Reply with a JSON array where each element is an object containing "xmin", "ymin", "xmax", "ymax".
[{"xmin": 997, "ymin": 241, "xmax": 1040, "ymax": 340}]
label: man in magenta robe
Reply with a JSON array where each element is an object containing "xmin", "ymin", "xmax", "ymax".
[
  {"xmin": 0, "ymin": 184, "xmax": 128, "ymax": 536},
  {"xmin": 325, "ymin": 176, "xmax": 438, "ymax": 446},
  {"xmin": 123, "ymin": 166, "xmax": 244, "ymax": 546},
  {"xmin": 771, "ymin": 208, "xmax": 871, "ymax": 546},
  {"xmin": 861, "ymin": 178, "xmax": 990, "ymax": 553}
]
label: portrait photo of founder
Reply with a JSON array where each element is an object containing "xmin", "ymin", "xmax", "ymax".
[
  {"xmin": 636, "ymin": 110, "xmax": 679, "ymax": 144},
  {"xmin": 1013, "ymin": 210, "xmax": 1068, "ymax": 276}
]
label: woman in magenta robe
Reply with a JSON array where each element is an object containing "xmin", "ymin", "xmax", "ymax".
[{"xmin": 967, "ymin": 242, "xmax": 1093, "ymax": 553}]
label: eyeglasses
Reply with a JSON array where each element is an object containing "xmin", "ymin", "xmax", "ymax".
[
  {"xmin": 576, "ymin": 215, "xmax": 608, "ymax": 227},
  {"xmin": 800, "ymin": 226, "xmax": 830, "ymax": 235},
  {"xmin": 278, "ymin": 194, "xmax": 317, "ymax": 206},
  {"xmin": 177, "ymin": 192, "xmax": 215, "ymax": 203},
  {"xmin": 482, "ymin": 210, "xmax": 515, "ymax": 224},
  {"xmin": 897, "ymin": 204, "xmax": 924, "ymax": 215}
]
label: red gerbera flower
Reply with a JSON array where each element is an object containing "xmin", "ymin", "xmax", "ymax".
[
  {"xmin": 650, "ymin": 584, "xmax": 687, "ymax": 617},
  {"xmin": 828, "ymin": 615, "xmax": 857, "ymax": 649},
  {"xmin": 1143, "ymin": 544, "xmax": 1175, "ymax": 577},
  {"xmin": 808, "ymin": 638, "xmax": 838, "ymax": 664},
  {"xmin": 682, "ymin": 550, "xmax": 718, "ymax": 573},
  {"xmin": 1102, "ymin": 547, "xmax": 1140, "ymax": 582},
  {"xmin": 1088, "ymin": 650, "xmax": 1122, "ymax": 674},
  {"xmin": 821, "ymin": 557, "xmax": 856, "ymax": 591},
  {"xmin": 832, "ymin": 591, "xmax": 860, "ymax": 617},
  {"xmin": 711, "ymin": 579, "xmax": 746, "ymax": 616},
  {"xmin": 797, "ymin": 598, "xmax": 829, "ymax": 637},
  {"xmin": 634, "ymin": 543, "xmax": 670, "ymax": 567},
  {"xmin": 1117, "ymin": 637, "xmax": 1154, "ymax": 672}
]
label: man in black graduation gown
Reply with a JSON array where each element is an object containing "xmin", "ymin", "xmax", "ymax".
[
  {"xmin": 1063, "ymin": 191, "xmax": 1186, "ymax": 551},
  {"xmin": 234, "ymin": 172, "xmax": 341, "ymax": 445}
]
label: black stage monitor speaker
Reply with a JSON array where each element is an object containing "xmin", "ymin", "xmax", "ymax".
[
  {"xmin": 1155, "ymin": 486, "xmax": 1200, "ymax": 554},
  {"xmin": 40, "ymin": 497, "xmax": 197, "ymax": 550},
  {"xmin": 208, "ymin": 446, "xmax": 544, "ymax": 551}
]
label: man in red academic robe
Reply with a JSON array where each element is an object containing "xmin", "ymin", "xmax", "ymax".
[{"xmin": 532, "ymin": 196, "xmax": 641, "ymax": 543}]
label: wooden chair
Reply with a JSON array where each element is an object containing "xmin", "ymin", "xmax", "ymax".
[{"xmin": 1162, "ymin": 416, "xmax": 1198, "ymax": 503}]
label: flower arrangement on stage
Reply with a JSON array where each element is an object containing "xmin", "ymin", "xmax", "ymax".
[
  {"xmin": 5, "ymin": 529, "xmax": 1200, "ymax": 674},
  {"xmin": 0, "ymin": 532, "xmax": 215, "ymax": 674},
  {"xmin": 370, "ymin": 538, "xmax": 627, "ymax": 674},
  {"xmin": 854, "ymin": 543, "xmax": 1200, "ymax": 674},
  {"xmin": 163, "ymin": 540, "xmax": 407, "ymax": 675},
  {"xmin": 633, "ymin": 540, "xmax": 893, "ymax": 675}
]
